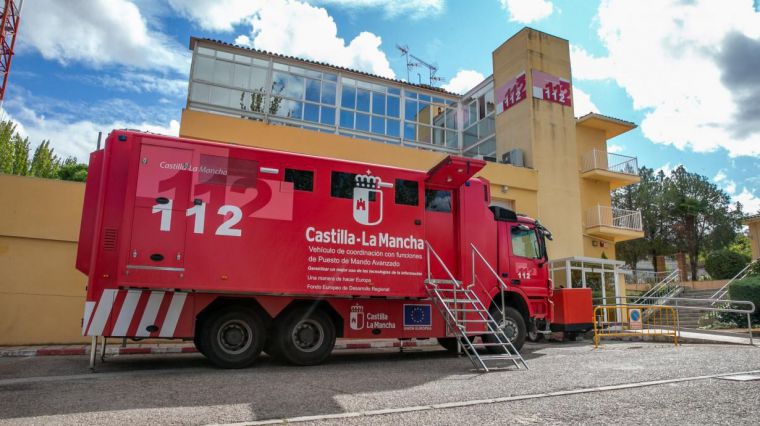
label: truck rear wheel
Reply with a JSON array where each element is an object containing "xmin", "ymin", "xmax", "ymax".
[
  {"xmin": 200, "ymin": 307, "xmax": 265, "ymax": 369},
  {"xmin": 271, "ymin": 306, "xmax": 335, "ymax": 366},
  {"xmin": 483, "ymin": 306, "xmax": 526, "ymax": 353}
]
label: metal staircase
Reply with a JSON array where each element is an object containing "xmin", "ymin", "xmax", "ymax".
[{"xmin": 424, "ymin": 242, "xmax": 528, "ymax": 372}]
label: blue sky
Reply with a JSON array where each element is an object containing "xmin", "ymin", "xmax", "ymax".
[{"xmin": 5, "ymin": 0, "xmax": 760, "ymax": 213}]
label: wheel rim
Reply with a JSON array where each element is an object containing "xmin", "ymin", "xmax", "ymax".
[
  {"xmin": 291, "ymin": 319, "xmax": 324, "ymax": 353},
  {"xmin": 217, "ymin": 319, "xmax": 253, "ymax": 355},
  {"xmin": 500, "ymin": 317, "xmax": 519, "ymax": 341}
]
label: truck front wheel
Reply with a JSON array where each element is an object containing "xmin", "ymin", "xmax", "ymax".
[
  {"xmin": 271, "ymin": 306, "xmax": 336, "ymax": 366},
  {"xmin": 200, "ymin": 307, "xmax": 266, "ymax": 369},
  {"xmin": 483, "ymin": 306, "xmax": 526, "ymax": 353}
]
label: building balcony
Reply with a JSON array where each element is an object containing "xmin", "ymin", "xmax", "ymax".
[
  {"xmin": 586, "ymin": 205, "xmax": 644, "ymax": 242},
  {"xmin": 581, "ymin": 150, "xmax": 640, "ymax": 189}
]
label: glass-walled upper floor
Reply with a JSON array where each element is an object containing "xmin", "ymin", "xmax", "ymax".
[{"xmin": 187, "ymin": 42, "xmax": 495, "ymax": 158}]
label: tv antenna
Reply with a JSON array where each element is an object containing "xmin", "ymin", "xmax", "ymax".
[{"xmin": 396, "ymin": 44, "xmax": 443, "ymax": 86}]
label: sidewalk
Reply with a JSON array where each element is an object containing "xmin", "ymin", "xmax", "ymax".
[{"xmin": 0, "ymin": 338, "xmax": 440, "ymax": 358}]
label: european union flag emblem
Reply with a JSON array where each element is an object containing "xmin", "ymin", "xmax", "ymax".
[{"xmin": 404, "ymin": 304, "xmax": 431, "ymax": 327}]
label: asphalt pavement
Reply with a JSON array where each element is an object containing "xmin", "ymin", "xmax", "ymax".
[{"xmin": 0, "ymin": 340, "xmax": 759, "ymax": 425}]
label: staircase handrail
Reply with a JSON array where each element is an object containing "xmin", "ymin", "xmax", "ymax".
[
  {"xmin": 710, "ymin": 259, "xmax": 758, "ymax": 305},
  {"xmin": 425, "ymin": 241, "xmax": 462, "ymax": 288},
  {"xmin": 634, "ymin": 269, "xmax": 681, "ymax": 305},
  {"xmin": 470, "ymin": 243, "xmax": 510, "ymax": 318}
]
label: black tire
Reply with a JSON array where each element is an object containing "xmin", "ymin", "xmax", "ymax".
[
  {"xmin": 483, "ymin": 306, "xmax": 527, "ymax": 353},
  {"xmin": 437, "ymin": 337, "xmax": 461, "ymax": 353},
  {"xmin": 270, "ymin": 306, "xmax": 336, "ymax": 366},
  {"xmin": 199, "ymin": 307, "xmax": 266, "ymax": 369},
  {"xmin": 527, "ymin": 323, "xmax": 545, "ymax": 342},
  {"xmin": 193, "ymin": 334, "xmax": 207, "ymax": 357}
]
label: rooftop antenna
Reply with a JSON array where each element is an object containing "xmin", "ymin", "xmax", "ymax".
[
  {"xmin": 396, "ymin": 44, "xmax": 443, "ymax": 86},
  {"xmin": 396, "ymin": 44, "xmax": 418, "ymax": 84}
]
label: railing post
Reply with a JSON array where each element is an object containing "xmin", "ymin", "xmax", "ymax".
[{"xmin": 748, "ymin": 313, "xmax": 753, "ymax": 346}]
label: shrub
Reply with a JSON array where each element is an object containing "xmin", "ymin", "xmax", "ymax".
[
  {"xmin": 727, "ymin": 275, "xmax": 760, "ymax": 324},
  {"xmin": 705, "ymin": 249, "xmax": 749, "ymax": 279}
]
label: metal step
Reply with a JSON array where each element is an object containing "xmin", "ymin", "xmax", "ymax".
[
  {"xmin": 439, "ymin": 298, "xmax": 478, "ymax": 304},
  {"xmin": 480, "ymin": 354, "xmax": 522, "ymax": 361},
  {"xmin": 424, "ymin": 279, "xmax": 463, "ymax": 285}
]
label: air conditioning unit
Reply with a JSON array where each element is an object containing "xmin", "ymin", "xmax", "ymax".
[{"xmin": 502, "ymin": 148, "xmax": 524, "ymax": 167}]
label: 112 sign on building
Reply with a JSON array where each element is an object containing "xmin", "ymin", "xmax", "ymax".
[
  {"xmin": 531, "ymin": 70, "xmax": 572, "ymax": 107},
  {"xmin": 496, "ymin": 72, "xmax": 527, "ymax": 114}
]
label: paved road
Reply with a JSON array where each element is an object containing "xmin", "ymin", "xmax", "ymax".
[{"xmin": 0, "ymin": 341, "xmax": 758, "ymax": 425}]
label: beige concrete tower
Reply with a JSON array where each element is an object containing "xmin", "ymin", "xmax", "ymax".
[{"xmin": 492, "ymin": 28, "xmax": 584, "ymax": 258}]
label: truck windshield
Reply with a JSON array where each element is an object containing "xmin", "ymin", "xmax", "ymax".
[{"xmin": 511, "ymin": 227, "xmax": 541, "ymax": 259}]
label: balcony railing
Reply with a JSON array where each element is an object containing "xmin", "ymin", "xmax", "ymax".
[
  {"xmin": 581, "ymin": 149, "xmax": 638, "ymax": 175},
  {"xmin": 586, "ymin": 205, "xmax": 643, "ymax": 231}
]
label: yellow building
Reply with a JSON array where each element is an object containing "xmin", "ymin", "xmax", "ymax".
[
  {"xmin": 0, "ymin": 27, "xmax": 643, "ymax": 345},
  {"xmin": 745, "ymin": 214, "xmax": 760, "ymax": 260},
  {"xmin": 181, "ymin": 28, "xmax": 644, "ymax": 300}
]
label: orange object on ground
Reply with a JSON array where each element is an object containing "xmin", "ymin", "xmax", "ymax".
[{"xmin": 550, "ymin": 288, "xmax": 594, "ymax": 332}]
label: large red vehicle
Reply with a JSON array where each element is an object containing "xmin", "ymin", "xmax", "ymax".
[{"xmin": 76, "ymin": 130, "xmax": 555, "ymax": 371}]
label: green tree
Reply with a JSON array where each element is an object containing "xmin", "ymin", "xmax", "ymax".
[
  {"xmin": 11, "ymin": 134, "xmax": 30, "ymax": 175},
  {"xmin": 665, "ymin": 166, "xmax": 741, "ymax": 280},
  {"xmin": 57, "ymin": 156, "xmax": 88, "ymax": 182},
  {"xmin": 613, "ymin": 167, "xmax": 673, "ymax": 271},
  {"xmin": 728, "ymin": 234, "xmax": 752, "ymax": 260},
  {"xmin": 0, "ymin": 119, "xmax": 16, "ymax": 173},
  {"xmin": 29, "ymin": 140, "xmax": 60, "ymax": 178},
  {"xmin": 705, "ymin": 248, "xmax": 750, "ymax": 279}
]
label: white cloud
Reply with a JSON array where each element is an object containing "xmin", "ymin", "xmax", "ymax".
[
  {"xmin": 572, "ymin": 87, "xmax": 599, "ymax": 117},
  {"xmin": 169, "ymin": 0, "xmax": 444, "ymax": 31},
  {"xmin": 4, "ymin": 103, "xmax": 179, "ymax": 162},
  {"xmin": 74, "ymin": 73, "xmax": 188, "ymax": 97},
  {"xmin": 713, "ymin": 169, "xmax": 738, "ymax": 197},
  {"xmin": 167, "ymin": 0, "xmax": 265, "ymax": 32},
  {"xmin": 234, "ymin": 1, "xmax": 395, "ymax": 78},
  {"xmin": 735, "ymin": 188, "xmax": 760, "ymax": 214},
  {"xmin": 22, "ymin": 0, "xmax": 189, "ymax": 73},
  {"xmin": 572, "ymin": 0, "xmax": 760, "ymax": 158},
  {"xmin": 441, "ymin": 70, "xmax": 485, "ymax": 94},
  {"xmin": 607, "ymin": 144, "xmax": 624, "ymax": 153},
  {"xmin": 315, "ymin": 0, "xmax": 445, "ymax": 19},
  {"xmin": 655, "ymin": 162, "xmax": 681, "ymax": 176},
  {"xmin": 500, "ymin": 0, "xmax": 554, "ymax": 24}
]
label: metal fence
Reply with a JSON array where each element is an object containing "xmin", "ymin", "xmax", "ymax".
[
  {"xmin": 581, "ymin": 149, "xmax": 639, "ymax": 175},
  {"xmin": 596, "ymin": 296, "xmax": 756, "ymax": 346},
  {"xmin": 586, "ymin": 205, "xmax": 643, "ymax": 231},
  {"xmin": 593, "ymin": 304, "xmax": 679, "ymax": 348}
]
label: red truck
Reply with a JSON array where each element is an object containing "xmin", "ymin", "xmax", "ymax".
[{"xmin": 76, "ymin": 130, "xmax": 557, "ymax": 371}]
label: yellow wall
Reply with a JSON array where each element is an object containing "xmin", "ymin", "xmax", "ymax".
[
  {"xmin": 747, "ymin": 219, "xmax": 760, "ymax": 260},
  {"xmin": 576, "ymin": 125, "xmax": 617, "ymax": 259},
  {"xmin": 0, "ymin": 175, "xmax": 88, "ymax": 345},
  {"xmin": 492, "ymin": 28, "xmax": 585, "ymax": 260},
  {"xmin": 180, "ymin": 108, "xmax": 542, "ymax": 215}
]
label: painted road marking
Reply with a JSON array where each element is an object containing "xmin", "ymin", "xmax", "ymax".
[{"xmin": 210, "ymin": 369, "xmax": 760, "ymax": 425}]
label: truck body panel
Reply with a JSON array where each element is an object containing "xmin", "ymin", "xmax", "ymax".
[{"xmin": 77, "ymin": 130, "xmax": 553, "ymax": 346}]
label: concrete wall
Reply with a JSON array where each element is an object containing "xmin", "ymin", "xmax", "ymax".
[
  {"xmin": 747, "ymin": 220, "xmax": 760, "ymax": 260},
  {"xmin": 492, "ymin": 28, "xmax": 584, "ymax": 259},
  {"xmin": 0, "ymin": 175, "xmax": 88, "ymax": 345}
]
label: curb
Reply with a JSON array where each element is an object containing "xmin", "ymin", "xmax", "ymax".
[{"xmin": 0, "ymin": 339, "xmax": 440, "ymax": 358}]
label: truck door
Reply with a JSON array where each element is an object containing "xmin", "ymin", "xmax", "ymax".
[
  {"xmin": 504, "ymin": 223, "xmax": 547, "ymax": 298},
  {"xmin": 127, "ymin": 143, "xmax": 193, "ymax": 284},
  {"xmin": 424, "ymin": 187, "xmax": 458, "ymax": 278}
]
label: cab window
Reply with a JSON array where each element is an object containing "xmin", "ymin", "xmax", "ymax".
[{"xmin": 511, "ymin": 226, "xmax": 541, "ymax": 259}]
